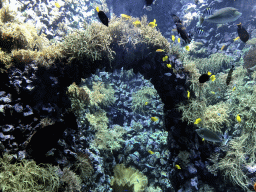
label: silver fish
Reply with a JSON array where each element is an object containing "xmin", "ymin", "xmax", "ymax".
[
  {"xmin": 196, "ymin": 128, "xmax": 221, "ymax": 143},
  {"xmin": 199, "ymin": 7, "xmax": 242, "ymax": 25}
]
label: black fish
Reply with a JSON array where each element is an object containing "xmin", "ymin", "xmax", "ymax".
[
  {"xmin": 145, "ymin": 0, "xmax": 154, "ymax": 6},
  {"xmin": 199, "ymin": 73, "xmax": 210, "ymax": 83},
  {"xmin": 96, "ymin": 7, "xmax": 108, "ymax": 26},
  {"xmin": 237, "ymin": 23, "xmax": 249, "ymax": 43},
  {"xmin": 226, "ymin": 65, "xmax": 234, "ymax": 85},
  {"xmin": 176, "ymin": 22, "xmax": 191, "ymax": 44},
  {"xmin": 171, "ymin": 14, "xmax": 182, "ymax": 24}
]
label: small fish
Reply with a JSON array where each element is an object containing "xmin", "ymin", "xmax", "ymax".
[
  {"xmin": 196, "ymin": 28, "xmax": 205, "ymax": 35},
  {"xmin": 156, "ymin": 49, "xmax": 165, "ymax": 52},
  {"xmin": 194, "ymin": 118, "xmax": 202, "ymax": 125},
  {"xmin": 221, "ymin": 45, "xmax": 226, "ymax": 51},
  {"xmin": 96, "ymin": 7, "xmax": 109, "ymax": 27},
  {"xmin": 232, "ymin": 86, "xmax": 236, "ymax": 91},
  {"xmin": 164, "ymin": 73, "xmax": 172, "ymax": 76},
  {"xmin": 151, "ymin": 117, "xmax": 158, "ymax": 122},
  {"xmin": 148, "ymin": 150, "xmax": 154, "ymax": 154},
  {"xmin": 171, "ymin": 14, "xmax": 182, "ymax": 24},
  {"xmin": 148, "ymin": 19, "xmax": 157, "ymax": 28},
  {"xmin": 175, "ymin": 164, "xmax": 181, "ymax": 169},
  {"xmin": 145, "ymin": 102, "xmax": 148, "ymax": 105},
  {"xmin": 185, "ymin": 45, "xmax": 190, "ymax": 51},
  {"xmin": 55, "ymin": 2, "xmax": 61, "ymax": 8},
  {"xmin": 211, "ymin": 91, "xmax": 215, "ymax": 94},
  {"xmin": 196, "ymin": 128, "xmax": 221, "ymax": 143},
  {"xmin": 121, "ymin": 14, "xmax": 131, "ymax": 20},
  {"xmin": 199, "ymin": 72, "xmax": 211, "ymax": 83},
  {"xmin": 187, "ymin": 90, "xmax": 190, "ymax": 99},
  {"xmin": 226, "ymin": 65, "xmax": 234, "ymax": 85},
  {"xmin": 166, "ymin": 64, "xmax": 172, "ymax": 68},
  {"xmin": 133, "ymin": 20, "xmax": 141, "ymax": 27},
  {"xmin": 202, "ymin": 138, "xmax": 205, "ymax": 142},
  {"xmin": 172, "ymin": 35, "xmax": 175, "ymax": 42},
  {"xmin": 176, "ymin": 22, "xmax": 191, "ymax": 44},
  {"xmin": 203, "ymin": 7, "xmax": 214, "ymax": 16},
  {"xmin": 178, "ymin": 38, "xmax": 181, "ymax": 43},
  {"xmin": 210, "ymin": 75, "xmax": 216, "ymax": 82},
  {"xmin": 233, "ymin": 36, "xmax": 240, "ymax": 41},
  {"xmin": 236, "ymin": 114, "xmax": 241, "ymax": 123},
  {"xmin": 237, "ymin": 23, "xmax": 249, "ymax": 43},
  {"xmin": 162, "ymin": 56, "xmax": 168, "ymax": 62}
]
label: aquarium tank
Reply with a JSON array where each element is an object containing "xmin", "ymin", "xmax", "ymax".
[{"xmin": 0, "ymin": 0, "xmax": 256, "ymax": 191}]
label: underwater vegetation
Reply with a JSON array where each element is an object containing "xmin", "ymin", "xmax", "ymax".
[
  {"xmin": 110, "ymin": 164, "xmax": 148, "ymax": 192},
  {"xmin": 61, "ymin": 14, "xmax": 170, "ymax": 70},
  {"xmin": 0, "ymin": 153, "xmax": 59, "ymax": 192},
  {"xmin": 177, "ymin": 41, "xmax": 256, "ymax": 190},
  {"xmin": 131, "ymin": 86, "xmax": 158, "ymax": 113},
  {"xmin": 0, "ymin": 5, "xmax": 63, "ymax": 72}
]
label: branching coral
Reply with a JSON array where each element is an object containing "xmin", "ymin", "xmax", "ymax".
[
  {"xmin": 0, "ymin": 153, "xmax": 59, "ymax": 191},
  {"xmin": 202, "ymin": 102, "xmax": 230, "ymax": 133},
  {"xmin": 59, "ymin": 167, "xmax": 82, "ymax": 192},
  {"xmin": 73, "ymin": 152, "xmax": 94, "ymax": 182},
  {"xmin": 132, "ymin": 86, "xmax": 158, "ymax": 113}
]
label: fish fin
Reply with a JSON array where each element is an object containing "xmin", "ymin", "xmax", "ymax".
[{"xmin": 199, "ymin": 16, "xmax": 204, "ymax": 26}]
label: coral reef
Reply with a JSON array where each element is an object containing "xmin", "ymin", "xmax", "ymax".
[
  {"xmin": 131, "ymin": 86, "xmax": 158, "ymax": 113},
  {"xmin": 0, "ymin": 153, "xmax": 59, "ymax": 191},
  {"xmin": 110, "ymin": 164, "xmax": 148, "ymax": 192},
  {"xmin": 244, "ymin": 47, "xmax": 256, "ymax": 72},
  {"xmin": 58, "ymin": 167, "xmax": 82, "ymax": 192}
]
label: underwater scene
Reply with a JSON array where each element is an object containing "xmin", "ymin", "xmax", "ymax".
[{"xmin": 1, "ymin": 0, "xmax": 256, "ymax": 191}]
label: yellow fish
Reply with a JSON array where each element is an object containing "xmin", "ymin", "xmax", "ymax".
[
  {"xmin": 145, "ymin": 102, "xmax": 148, "ymax": 105},
  {"xmin": 175, "ymin": 164, "xmax": 181, "ymax": 169},
  {"xmin": 221, "ymin": 45, "xmax": 225, "ymax": 51},
  {"xmin": 121, "ymin": 14, "xmax": 131, "ymax": 20},
  {"xmin": 207, "ymin": 71, "xmax": 212, "ymax": 76},
  {"xmin": 178, "ymin": 38, "xmax": 181, "ymax": 43},
  {"xmin": 211, "ymin": 91, "xmax": 215, "ymax": 94},
  {"xmin": 96, "ymin": 6, "xmax": 100, "ymax": 12},
  {"xmin": 210, "ymin": 75, "xmax": 216, "ymax": 82},
  {"xmin": 232, "ymin": 86, "xmax": 236, "ymax": 91},
  {"xmin": 202, "ymin": 138, "xmax": 205, "ymax": 142},
  {"xmin": 148, "ymin": 19, "xmax": 157, "ymax": 28},
  {"xmin": 148, "ymin": 150, "xmax": 154, "ymax": 155},
  {"xmin": 151, "ymin": 117, "xmax": 158, "ymax": 122},
  {"xmin": 236, "ymin": 114, "xmax": 241, "ymax": 123},
  {"xmin": 156, "ymin": 49, "xmax": 164, "ymax": 52},
  {"xmin": 194, "ymin": 118, "xmax": 201, "ymax": 125},
  {"xmin": 133, "ymin": 20, "xmax": 141, "ymax": 27},
  {"xmin": 166, "ymin": 64, "xmax": 172, "ymax": 68},
  {"xmin": 162, "ymin": 56, "xmax": 168, "ymax": 62},
  {"xmin": 172, "ymin": 35, "xmax": 175, "ymax": 42},
  {"xmin": 185, "ymin": 45, "xmax": 189, "ymax": 51},
  {"xmin": 55, "ymin": 2, "xmax": 61, "ymax": 8},
  {"xmin": 233, "ymin": 36, "xmax": 240, "ymax": 41},
  {"xmin": 187, "ymin": 90, "xmax": 190, "ymax": 99}
]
